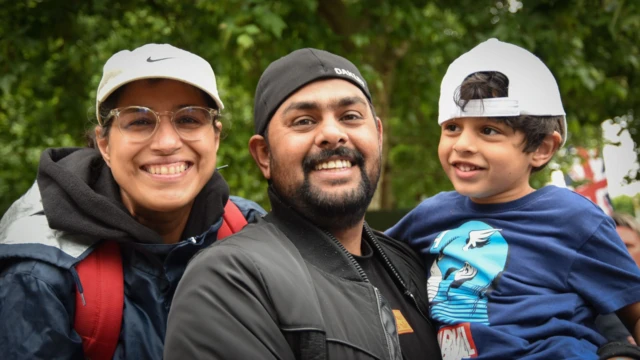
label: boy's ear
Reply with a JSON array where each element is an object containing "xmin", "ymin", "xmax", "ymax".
[{"xmin": 531, "ymin": 131, "xmax": 562, "ymax": 168}]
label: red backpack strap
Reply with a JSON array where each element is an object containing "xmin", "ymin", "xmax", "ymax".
[
  {"xmin": 217, "ymin": 199, "xmax": 248, "ymax": 240},
  {"xmin": 74, "ymin": 241, "xmax": 124, "ymax": 360}
]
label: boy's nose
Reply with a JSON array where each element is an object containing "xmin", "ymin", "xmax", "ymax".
[{"xmin": 453, "ymin": 130, "xmax": 477, "ymax": 153}]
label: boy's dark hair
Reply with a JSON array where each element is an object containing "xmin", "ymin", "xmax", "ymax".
[{"xmin": 455, "ymin": 71, "xmax": 564, "ymax": 173}]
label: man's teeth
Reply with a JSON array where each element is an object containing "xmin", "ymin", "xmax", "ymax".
[
  {"xmin": 315, "ymin": 160, "xmax": 353, "ymax": 171},
  {"xmin": 146, "ymin": 163, "xmax": 189, "ymax": 175},
  {"xmin": 457, "ymin": 164, "xmax": 479, "ymax": 172}
]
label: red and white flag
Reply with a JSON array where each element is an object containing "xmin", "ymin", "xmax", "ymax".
[{"xmin": 567, "ymin": 147, "xmax": 614, "ymax": 215}]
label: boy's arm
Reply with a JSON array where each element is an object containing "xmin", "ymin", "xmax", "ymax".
[{"xmin": 616, "ymin": 301, "xmax": 640, "ymax": 344}]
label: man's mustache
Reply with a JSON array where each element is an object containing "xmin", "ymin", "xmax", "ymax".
[{"xmin": 302, "ymin": 147, "xmax": 365, "ymax": 173}]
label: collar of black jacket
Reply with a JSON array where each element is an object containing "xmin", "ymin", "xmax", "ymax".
[{"xmin": 265, "ymin": 186, "xmax": 373, "ymax": 282}]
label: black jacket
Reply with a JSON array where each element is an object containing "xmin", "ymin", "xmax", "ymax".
[{"xmin": 165, "ymin": 188, "xmax": 440, "ymax": 359}]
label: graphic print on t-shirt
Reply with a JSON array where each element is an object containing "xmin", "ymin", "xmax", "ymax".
[{"xmin": 428, "ymin": 220, "xmax": 509, "ymax": 325}]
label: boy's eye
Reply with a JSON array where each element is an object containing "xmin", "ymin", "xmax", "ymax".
[
  {"xmin": 481, "ymin": 127, "xmax": 499, "ymax": 135},
  {"xmin": 444, "ymin": 124, "xmax": 458, "ymax": 132}
]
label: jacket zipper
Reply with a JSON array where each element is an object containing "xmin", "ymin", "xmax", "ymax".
[
  {"xmin": 374, "ymin": 287, "xmax": 395, "ymax": 360},
  {"xmin": 364, "ymin": 225, "xmax": 431, "ymax": 323},
  {"xmin": 322, "ymin": 227, "xmax": 398, "ymax": 359},
  {"xmin": 321, "ymin": 229, "xmax": 369, "ymax": 282}
]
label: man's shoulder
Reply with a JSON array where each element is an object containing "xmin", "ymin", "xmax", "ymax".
[
  {"xmin": 228, "ymin": 196, "xmax": 267, "ymax": 220},
  {"xmin": 190, "ymin": 218, "xmax": 297, "ymax": 270}
]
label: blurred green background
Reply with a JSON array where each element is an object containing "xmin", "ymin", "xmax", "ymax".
[{"xmin": 1, "ymin": 0, "xmax": 639, "ymax": 218}]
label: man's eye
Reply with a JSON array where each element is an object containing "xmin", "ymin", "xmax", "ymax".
[
  {"xmin": 444, "ymin": 124, "xmax": 458, "ymax": 132},
  {"xmin": 292, "ymin": 118, "xmax": 314, "ymax": 126},
  {"xmin": 342, "ymin": 113, "xmax": 362, "ymax": 121}
]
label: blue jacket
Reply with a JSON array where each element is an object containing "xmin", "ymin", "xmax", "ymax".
[{"xmin": 0, "ymin": 147, "xmax": 265, "ymax": 360}]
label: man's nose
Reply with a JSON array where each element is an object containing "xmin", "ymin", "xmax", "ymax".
[{"xmin": 315, "ymin": 117, "xmax": 348, "ymax": 149}]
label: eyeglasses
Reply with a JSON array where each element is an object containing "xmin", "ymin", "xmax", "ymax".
[{"xmin": 107, "ymin": 106, "xmax": 219, "ymax": 141}]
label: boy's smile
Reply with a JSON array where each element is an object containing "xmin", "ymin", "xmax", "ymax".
[
  {"xmin": 451, "ymin": 161, "xmax": 485, "ymax": 180},
  {"xmin": 438, "ymin": 117, "xmax": 537, "ymax": 204}
]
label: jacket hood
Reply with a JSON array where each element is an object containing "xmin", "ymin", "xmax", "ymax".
[
  {"xmin": 37, "ymin": 147, "xmax": 230, "ymax": 244},
  {"xmin": 0, "ymin": 147, "xmax": 230, "ymax": 266}
]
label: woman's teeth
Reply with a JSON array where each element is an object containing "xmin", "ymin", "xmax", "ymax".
[{"xmin": 145, "ymin": 163, "xmax": 189, "ymax": 175}]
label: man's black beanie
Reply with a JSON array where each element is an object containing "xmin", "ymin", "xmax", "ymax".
[{"xmin": 253, "ymin": 48, "xmax": 372, "ymax": 136}]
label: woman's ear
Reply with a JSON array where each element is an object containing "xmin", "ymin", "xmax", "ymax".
[
  {"xmin": 95, "ymin": 127, "xmax": 111, "ymax": 167},
  {"xmin": 213, "ymin": 121, "xmax": 222, "ymax": 152},
  {"xmin": 248, "ymin": 134, "xmax": 271, "ymax": 179},
  {"xmin": 531, "ymin": 131, "xmax": 562, "ymax": 168}
]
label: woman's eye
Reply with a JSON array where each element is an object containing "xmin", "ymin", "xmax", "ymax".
[{"xmin": 124, "ymin": 117, "xmax": 155, "ymax": 128}]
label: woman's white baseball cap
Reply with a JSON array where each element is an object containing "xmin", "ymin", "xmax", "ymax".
[
  {"xmin": 438, "ymin": 38, "xmax": 567, "ymax": 144},
  {"xmin": 96, "ymin": 43, "xmax": 224, "ymax": 124}
]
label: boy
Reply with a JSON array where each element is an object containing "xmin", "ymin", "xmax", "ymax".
[{"xmin": 387, "ymin": 38, "xmax": 640, "ymax": 359}]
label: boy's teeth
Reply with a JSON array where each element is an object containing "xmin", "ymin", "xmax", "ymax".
[
  {"xmin": 457, "ymin": 164, "xmax": 478, "ymax": 172},
  {"xmin": 315, "ymin": 160, "xmax": 352, "ymax": 171}
]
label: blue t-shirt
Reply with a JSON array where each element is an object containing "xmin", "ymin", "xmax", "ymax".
[{"xmin": 387, "ymin": 186, "xmax": 640, "ymax": 360}]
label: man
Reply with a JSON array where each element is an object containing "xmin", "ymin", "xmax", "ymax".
[{"xmin": 164, "ymin": 48, "xmax": 441, "ymax": 359}]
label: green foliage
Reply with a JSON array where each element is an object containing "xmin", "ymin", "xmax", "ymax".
[
  {"xmin": 612, "ymin": 195, "xmax": 637, "ymax": 216},
  {"xmin": 1, "ymin": 0, "xmax": 639, "ymax": 215}
]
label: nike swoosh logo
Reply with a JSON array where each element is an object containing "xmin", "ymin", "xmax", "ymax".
[{"xmin": 146, "ymin": 57, "xmax": 174, "ymax": 63}]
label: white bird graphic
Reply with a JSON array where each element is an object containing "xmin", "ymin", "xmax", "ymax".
[{"xmin": 463, "ymin": 228, "xmax": 502, "ymax": 251}]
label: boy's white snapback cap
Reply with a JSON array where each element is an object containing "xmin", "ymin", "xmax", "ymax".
[
  {"xmin": 438, "ymin": 38, "xmax": 566, "ymax": 143},
  {"xmin": 96, "ymin": 43, "xmax": 224, "ymax": 124}
]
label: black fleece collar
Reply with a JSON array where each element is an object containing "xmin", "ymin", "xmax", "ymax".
[
  {"xmin": 264, "ymin": 186, "xmax": 367, "ymax": 282},
  {"xmin": 37, "ymin": 147, "xmax": 229, "ymax": 244}
]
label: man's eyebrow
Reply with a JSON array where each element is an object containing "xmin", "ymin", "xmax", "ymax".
[
  {"xmin": 281, "ymin": 101, "xmax": 320, "ymax": 117},
  {"xmin": 281, "ymin": 96, "xmax": 368, "ymax": 117},
  {"xmin": 335, "ymin": 96, "xmax": 367, "ymax": 109}
]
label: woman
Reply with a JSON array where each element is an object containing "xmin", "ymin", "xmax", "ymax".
[{"xmin": 0, "ymin": 43, "xmax": 264, "ymax": 359}]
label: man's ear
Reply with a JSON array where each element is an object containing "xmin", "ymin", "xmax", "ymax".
[
  {"xmin": 531, "ymin": 131, "xmax": 562, "ymax": 168},
  {"xmin": 95, "ymin": 127, "xmax": 111, "ymax": 167},
  {"xmin": 375, "ymin": 116, "xmax": 384, "ymax": 146},
  {"xmin": 248, "ymin": 134, "xmax": 271, "ymax": 179}
]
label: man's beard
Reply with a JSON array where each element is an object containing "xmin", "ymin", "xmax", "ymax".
[{"xmin": 270, "ymin": 146, "xmax": 381, "ymax": 232}]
